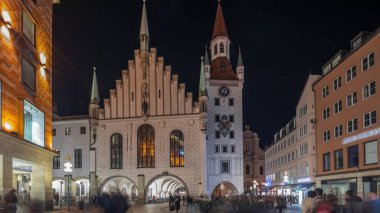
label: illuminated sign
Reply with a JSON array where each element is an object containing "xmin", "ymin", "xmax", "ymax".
[
  {"xmin": 297, "ymin": 177, "xmax": 311, "ymax": 183},
  {"xmin": 13, "ymin": 166, "xmax": 32, "ymax": 172},
  {"xmin": 343, "ymin": 127, "xmax": 380, "ymax": 145}
]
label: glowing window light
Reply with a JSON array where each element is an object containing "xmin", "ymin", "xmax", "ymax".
[
  {"xmin": 1, "ymin": 25, "xmax": 10, "ymax": 40},
  {"xmin": 1, "ymin": 11, "xmax": 11, "ymax": 28},
  {"xmin": 4, "ymin": 121, "xmax": 12, "ymax": 131}
]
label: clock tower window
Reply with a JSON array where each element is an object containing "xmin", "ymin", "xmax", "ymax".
[
  {"xmin": 220, "ymin": 42, "xmax": 225, "ymax": 53},
  {"xmin": 228, "ymin": 98, "xmax": 234, "ymax": 106}
]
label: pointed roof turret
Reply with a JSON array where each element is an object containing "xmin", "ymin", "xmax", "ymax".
[
  {"xmin": 140, "ymin": 0, "xmax": 150, "ymax": 51},
  {"xmin": 199, "ymin": 57, "xmax": 208, "ymax": 97},
  {"xmin": 237, "ymin": 46, "xmax": 244, "ymax": 67},
  {"xmin": 212, "ymin": 1, "xmax": 228, "ymax": 39},
  {"xmin": 204, "ymin": 45, "xmax": 210, "ymax": 66},
  {"xmin": 90, "ymin": 67, "xmax": 100, "ymax": 105}
]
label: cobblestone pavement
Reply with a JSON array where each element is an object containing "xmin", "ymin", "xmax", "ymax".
[{"xmin": 14, "ymin": 203, "xmax": 302, "ymax": 213}]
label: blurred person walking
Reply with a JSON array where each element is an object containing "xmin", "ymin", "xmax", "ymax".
[
  {"xmin": 302, "ymin": 191, "xmax": 316, "ymax": 213},
  {"xmin": 364, "ymin": 192, "xmax": 380, "ymax": 213},
  {"xmin": 344, "ymin": 190, "xmax": 363, "ymax": 213}
]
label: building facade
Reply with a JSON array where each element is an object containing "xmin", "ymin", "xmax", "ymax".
[
  {"xmin": 265, "ymin": 75, "xmax": 320, "ymax": 203},
  {"xmin": 314, "ymin": 29, "xmax": 380, "ymax": 204},
  {"xmin": 243, "ymin": 126, "xmax": 265, "ymax": 195},
  {"xmin": 52, "ymin": 115, "xmax": 91, "ymax": 202},
  {"xmin": 0, "ymin": 0, "xmax": 57, "ymax": 210}
]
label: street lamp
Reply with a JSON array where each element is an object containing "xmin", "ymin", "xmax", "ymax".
[{"xmin": 64, "ymin": 155, "xmax": 73, "ymax": 211}]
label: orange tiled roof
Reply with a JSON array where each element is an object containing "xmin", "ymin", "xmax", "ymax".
[{"xmin": 212, "ymin": 3, "xmax": 229, "ymax": 39}]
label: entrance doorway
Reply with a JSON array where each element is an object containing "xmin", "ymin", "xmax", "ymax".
[
  {"xmin": 100, "ymin": 176, "xmax": 138, "ymax": 199},
  {"xmin": 212, "ymin": 181, "xmax": 238, "ymax": 198},
  {"xmin": 145, "ymin": 175, "xmax": 188, "ymax": 204}
]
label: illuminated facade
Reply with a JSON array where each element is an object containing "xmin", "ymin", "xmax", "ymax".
[
  {"xmin": 0, "ymin": 0, "xmax": 58, "ymax": 210},
  {"xmin": 314, "ymin": 29, "xmax": 380, "ymax": 203}
]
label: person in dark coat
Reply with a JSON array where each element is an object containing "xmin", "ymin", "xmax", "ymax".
[
  {"xmin": 174, "ymin": 193, "xmax": 181, "ymax": 213},
  {"xmin": 276, "ymin": 195, "xmax": 286, "ymax": 213},
  {"xmin": 345, "ymin": 190, "xmax": 363, "ymax": 213},
  {"xmin": 169, "ymin": 193, "xmax": 175, "ymax": 212}
]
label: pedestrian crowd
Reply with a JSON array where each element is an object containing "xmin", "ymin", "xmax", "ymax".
[
  {"xmin": 302, "ymin": 188, "xmax": 380, "ymax": 213},
  {"xmin": 98, "ymin": 191, "xmax": 130, "ymax": 213}
]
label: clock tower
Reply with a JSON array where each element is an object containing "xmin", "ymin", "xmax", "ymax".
[{"xmin": 204, "ymin": 1, "xmax": 244, "ymax": 197}]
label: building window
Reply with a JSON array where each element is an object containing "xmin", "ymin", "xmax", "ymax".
[
  {"xmin": 24, "ymin": 101, "xmax": 44, "ymax": 146},
  {"xmin": 323, "ymin": 108, "xmax": 330, "ymax": 120},
  {"xmin": 346, "ymin": 66, "xmax": 357, "ymax": 82},
  {"xmin": 215, "ymin": 145, "xmax": 220, "ymax": 153},
  {"xmin": 323, "ymin": 153, "xmax": 331, "ymax": 171},
  {"xmin": 230, "ymin": 145, "xmax": 235, "ymax": 153},
  {"xmin": 363, "ymin": 111, "xmax": 376, "ymax": 128},
  {"xmin": 222, "ymin": 145, "xmax": 228, "ymax": 153},
  {"xmin": 348, "ymin": 145, "xmax": 359, "ymax": 168},
  {"xmin": 348, "ymin": 118, "xmax": 358, "ymax": 133},
  {"xmin": 334, "ymin": 100, "xmax": 342, "ymax": 114},
  {"xmin": 229, "ymin": 115, "xmax": 234, "ymax": 122},
  {"xmin": 22, "ymin": 57, "xmax": 36, "ymax": 91},
  {"xmin": 260, "ymin": 166, "xmax": 264, "ymax": 175},
  {"xmin": 299, "ymin": 104, "xmax": 307, "ymax": 118},
  {"xmin": 170, "ymin": 130, "xmax": 184, "ymax": 167},
  {"xmin": 80, "ymin": 127, "xmax": 86, "ymax": 134},
  {"xmin": 334, "ymin": 125, "xmax": 343, "ymax": 138},
  {"xmin": 22, "ymin": 9, "xmax": 36, "ymax": 45},
  {"xmin": 215, "ymin": 114, "xmax": 220, "ymax": 122},
  {"xmin": 215, "ymin": 131, "xmax": 220, "ymax": 139},
  {"xmin": 300, "ymin": 124, "xmax": 307, "ymax": 138},
  {"xmin": 323, "ymin": 130, "xmax": 330, "ymax": 142},
  {"xmin": 334, "ymin": 149, "xmax": 343, "ymax": 170},
  {"xmin": 363, "ymin": 81, "xmax": 376, "ymax": 99},
  {"xmin": 220, "ymin": 160, "xmax": 230, "ymax": 174},
  {"xmin": 245, "ymin": 165, "xmax": 250, "ymax": 175},
  {"xmin": 214, "ymin": 98, "xmax": 220, "ymax": 106},
  {"xmin": 74, "ymin": 149, "xmax": 82, "ymax": 168},
  {"xmin": 52, "ymin": 128, "xmax": 56, "ymax": 136},
  {"xmin": 53, "ymin": 156, "xmax": 60, "ymax": 169},
  {"xmin": 214, "ymin": 44, "xmax": 217, "ymax": 55},
  {"xmin": 364, "ymin": 140, "xmax": 378, "ymax": 165},
  {"xmin": 229, "ymin": 131, "xmax": 235, "ymax": 139},
  {"xmin": 362, "ymin": 52, "xmax": 375, "ymax": 71},
  {"xmin": 65, "ymin": 127, "xmax": 71, "ymax": 135},
  {"xmin": 219, "ymin": 43, "xmax": 224, "ymax": 53},
  {"xmin": 333, "ymin": 76, "xmax": 342, "ymax": 91},
  {"xmin": 111, "ymin": 133, "xmax": 123, "ymax": 169},
  {"xmin": 322, "ymin": 86, "xmax": 329, "ymax": 98},
  {"xmin": 229, "ymin": 98, "xmax": 234, "ymax": 106},
  {"xmin": 137, "ymin": 124, "xmax": 155, "ymax": 168},
  {"xmin": 347, "ymin": 92, "xmax": 357, "ymax": 107}
]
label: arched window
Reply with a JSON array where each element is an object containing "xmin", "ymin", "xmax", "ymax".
[
  {"xmin": 110, "ymin": 133, "xmax": 123, "ymax": 169},
  {"xmin": 245, "ymin": 165, "xmax": 250, "ymax": 175},
  {"xmin": 219, "ymin": 43, "xmax": 224, "ymax": 53},
  {"xmin": 260, "ymin": 166, "xmax": 264, "ymax": 175},
  {"xmin": 170, "ymin": 130, "xmax": 184, "ymax": 167},
  {"xmin": 137, "ymin": 124, "xmax": 155, "ymax": 168},
  {"xmin": 214, "ymin": 44, "xmax": 217, "ymax": 55}
]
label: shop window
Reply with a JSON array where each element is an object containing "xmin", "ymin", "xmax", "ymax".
[
  {"xmin": 365, "ymin": 140, "xmax": 378, "ymax": 165},
  {"xmin": 24, "ymin": 100, "xmax": 44, "ymax": 146}
]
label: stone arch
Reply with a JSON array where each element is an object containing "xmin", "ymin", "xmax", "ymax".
[
  {"xmin": 99, "ymin": 176, "xmax": 138, "ymax": 198},
  {"xmin": 212, "ymin": 181, "xmax": 239, "ymax": 198},
  {"xmin": 144, "ymin": 173, "xmax": 189, "ymax": 203}
]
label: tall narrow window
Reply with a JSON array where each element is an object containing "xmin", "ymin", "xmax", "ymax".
[
  {"xmin": 137, "ymin": 124, "xmax": 155, "ymax": 168},
  {"xmin": 74, "ymin": 149, "xmax": 82, "ymax": 168},
  {"xmin": 348, "ymin": 145, "xmax": 359, "ymax": 168},
  {"xmin": 22, "ymin": 57, "xmax": 36, "ymax": 91},
  {"xmin": 245, "ymin": 165, "xmax": 250, "ymax": 175},
  {"xmin": 214, "ymin": 44, "xmax": 217, "ymax": 55},
  {"xmin": 260, "ymin": 166, "xmax": 264, "ymax": 175},
  {"xmin": 80, "ymin": 127, "xmax": 86, "ymax": 134},
  {"xmin": 23, "ymin": 10, "xmax": 36, "ymax": 45},
  {"xmin": 24, "ymin": 101, "xmax": 44, "ymax": 146},
  {"xmin": 170, "ymin": 130, "xmax": 184, "ymax": 167},
  {"xmin": 53, "ymin": 155, "xmax": 60, "ymax": 169},
  {"xmin": 219, "ymin": 43, "xmax": 225, "ymax": 53},
  {"xmin": 323, "ymin": 153, "xmax": 331, "ymax": 171},
  {"xmin": 110, "ymin": 133, "xmax": 123, "ymax": 169},
  {"xmin": 334, "ymin": 149, "xmax": 343, "ymax": 170}
]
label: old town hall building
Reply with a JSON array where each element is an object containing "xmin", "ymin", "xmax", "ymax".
[{"xmin": 52, "ymin": 1, "xmax": 246, "ymax": 202}]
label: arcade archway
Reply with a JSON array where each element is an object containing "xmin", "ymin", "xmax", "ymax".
[
  {"xmin": 100, "ymin": 176, "xmax": 138, "ymax": 198},
  {"xmin": 212, "ymin": 181, "xmax": 239, "ymax": 198},
  {"xmin": 145, "ymin": 174, "xmax": 188, "ymax": 203}
]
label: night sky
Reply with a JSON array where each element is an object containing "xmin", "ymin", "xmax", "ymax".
[{"xmin": 52, "ymin": 0, "xmax": 380, "ymax": 146}]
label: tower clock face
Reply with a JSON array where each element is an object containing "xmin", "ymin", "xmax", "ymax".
[{"xmin": 218, "ymin": 86, "xmax": 230, "ymax": 97}]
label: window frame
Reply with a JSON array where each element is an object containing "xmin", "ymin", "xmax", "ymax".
[
  {"xmin": 362, "ymin": 52, "xmax": 375, "ymax": 71},
  {"xmin": 220, "ymin": 160, "xmax": 230, "ymax": 174},
  {"xmin": 110, "ymin": 133, "xmax": 123, "ymax": 169},
  {"xmin": 22, "ymin": 8, "xmax": 36, "ymax": 46},
  {"xmin": 323, "ymin": 152, "xmax": 331, "ymax": 171},
  {"xmin": 53, "ymin": 155, "xmax": 60, "ymax": 169},
  {"xmin": 137, "ymin": 124, "xmax": 155, "ymax": 168},
  {"xmin": 228, "ymin": 98, "xmax": 234, "ymax": 106},
  {"xmin": 363, "ymin": 110, "xmax": 376, "ymax": 128},
  {"xmin": 346, "ymin": 91, "xmax": 357, "ymax": 108},
  {"xmin": 346, "ymin": 66, "xmax": 357, "ymax": 82},
  {"xmin": 74, "ymin": 149, "xmax": 82, "ymax": 169},
  {"xmin": 362, "ymin": 81, "xmax": 376, "ymax": 100},
  {"xmin": 323, "ymin": 130, "xmax": 330, "ymax": 142},
  {"xmin": 364, "ymin": 140, "xmax": 378, "ymax": 165},
  {"xmin": 347, "ymin": 118, "xmax": 358, "ymax": 133},
  {"xmin": 214, "ymin": 98, "xmax": 220, "ymax": 106},
  {"xmin": 170, "ymin": 130, "xmax": 185, "ymax": 167},
  {"xmin": 334, "ymin": 124, "xmax": 343, "ymax": 138},
  {"xmin": 215, "ymin": 145, "xmax": 220, "ymax": 153},
  {"xmin": 334, "ymin": 100, "xmax": 342, "ymax": 114},
  {"xmin": 347, "ymin": 145, "xmax": 359, "ymax": 168},
  {"xmin": 80, "ymin": 127, "xmax": 86, "ymax": 134},
  {"xmin": 230, "ymin": 145, "xmax": 235, "ymax": 153},
  {"xmin": 22, "ymin": 56, "xmax": 36, "ymax": 92},
  {"xmin": 333, "ymin": 76, "xmax": 342, "ymax": 91},
  {"xmin": 334, "ymin": 149, "xmax": 344, "ymax": 170}
]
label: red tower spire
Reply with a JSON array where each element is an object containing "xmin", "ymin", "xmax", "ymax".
[{"xmin": 212, "ymin": 2, "xmax": 229, "ymax": 39}]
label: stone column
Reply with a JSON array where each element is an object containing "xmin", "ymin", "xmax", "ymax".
[
  {"xmin": 357, "ymin": 176, "xmax": 363, "ymax": 198},
  {"xmin": 89, "ymin": 172, "xmax": 98, "ymax": 197},
  {"xmin": 137, "ymin": 174, "xmax": 145, "ymax": 204},
  {"xmin": 199, "ymin": 131, "xmax": 208, "ymax": 197},
  {"xmin": 2, "ymin": 155, "xmax": 13, "ymax": 201},
  {"xmin": 31, "ymin": 164, "xmax": 46, "ymax": 210}
]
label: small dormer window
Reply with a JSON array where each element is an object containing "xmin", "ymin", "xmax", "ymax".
[
  {"xmin": 220, "ymin": 43, "xmax": 224, "ymax": 53},
  {"xmin": 214, "ymin": 44, "xmax": 218, "ymax": 56}
]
